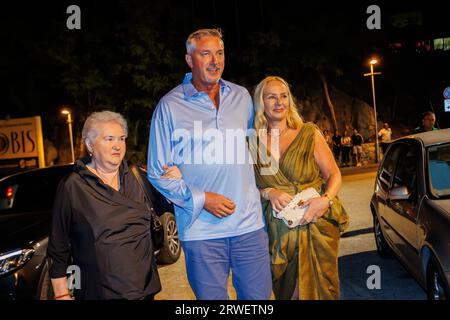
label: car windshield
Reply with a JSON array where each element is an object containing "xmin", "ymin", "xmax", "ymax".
[{"xmin": 428, "ymin": 143, "xmax": 450, "ymax": 198}]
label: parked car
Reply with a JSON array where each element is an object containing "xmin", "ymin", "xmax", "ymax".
[
  {"xmin": 0, "ymin": 163, "xmax": 181, "ymax": 300},
  {"xmin": 370, "ymin": 129, "xmax": 450, "ymax": 300}
]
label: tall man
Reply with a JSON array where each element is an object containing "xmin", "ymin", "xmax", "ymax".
[{"xmin": 147, "ymin": 29, "xmax": 271, "ymax": 300}]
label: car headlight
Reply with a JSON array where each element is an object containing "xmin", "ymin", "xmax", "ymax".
[{"xmin": 0, "ymin": 249, "xmax": 35, "ymax": 276}]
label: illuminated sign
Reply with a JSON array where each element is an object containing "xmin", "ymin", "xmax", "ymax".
[{"xmin": 0, "ymin": 116, "xmax": 45, "ymax": 170}]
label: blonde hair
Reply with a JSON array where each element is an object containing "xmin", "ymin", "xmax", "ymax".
[
  {"xmin": 186, "ymin": 28, "xmax": 224, "ymax": 54},
  {"xmin": 253, "ymin": 76, "xmax": 303, "ymax": 132}
]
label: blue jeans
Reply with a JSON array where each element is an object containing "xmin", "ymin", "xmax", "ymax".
[{"xmin": 181, "ymin": 228, "xmax": 272, "ymax": 300}]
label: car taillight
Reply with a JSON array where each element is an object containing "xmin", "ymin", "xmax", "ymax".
[{"xmin": 6, "ymin": 186, "xmax": 13, "ymax": 199}]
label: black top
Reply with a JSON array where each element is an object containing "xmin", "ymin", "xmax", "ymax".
[
  {"xmin": 47, "ymin": 157, "xmax": 161, "ymax": 300},
  {"xmin": 352, "ymin": 134, "xmax": 363, "ymax": 146},
  {"xmin": 332, "ymin": 135, "xmax": 342, "ymax": 147}
]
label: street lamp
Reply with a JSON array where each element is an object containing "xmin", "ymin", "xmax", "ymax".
[
  {"xmin": 61, "ymin": 109, "xmax": 75, "ymax": 163},
  {"xmin": 364, "ymin": 58, "xmax": 382, "ymax": 163}
]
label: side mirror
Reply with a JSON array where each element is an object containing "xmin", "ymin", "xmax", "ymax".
[{"xmin": 389, "ymin": 186, "xmax": 410, "ymax": 201}]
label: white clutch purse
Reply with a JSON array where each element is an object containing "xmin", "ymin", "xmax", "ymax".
[{"xmin": 273, "ymin": 187, "xmax": 321, "ymax": 228}]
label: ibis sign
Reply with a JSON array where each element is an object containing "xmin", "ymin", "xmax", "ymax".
[{"xmin": 0, "ymin": 116, "xmax": 45, "ymax": 171}]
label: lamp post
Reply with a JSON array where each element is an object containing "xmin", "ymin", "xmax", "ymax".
[
  {"xmin": 61, "ymin": 109, "xmax": 75, "ymax": 163},
  {"xmin": 364, "ymin": 58, "xmax": 382, "ymax": 163}
]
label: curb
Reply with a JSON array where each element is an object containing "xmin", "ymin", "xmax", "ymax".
[{"xmin": 339, "ymin": 163, "xmax": 379, "ymax": 176}]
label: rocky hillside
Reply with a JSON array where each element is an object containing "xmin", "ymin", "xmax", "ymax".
[{"xmin": 298, "ymin": 85, "xmax": 378, "ymax": 141}]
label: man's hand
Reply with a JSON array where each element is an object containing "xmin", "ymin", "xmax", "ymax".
[{"xmin": 204, "ymin": 192, "xmax": 236, "ymax": 218}]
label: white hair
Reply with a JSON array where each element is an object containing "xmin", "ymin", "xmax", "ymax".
[
  {"xmin": 82, "ymin": 111, "xmax": 128, "ymax": 151},
  {"xmin": 186, "ymin": 28, "xmax": 224, "ymax": 54}
]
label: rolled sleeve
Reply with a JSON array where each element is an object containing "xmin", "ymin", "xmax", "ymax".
[{"xmin": 184, "ymin": 182, "xmax": 205, "ymax": 226}]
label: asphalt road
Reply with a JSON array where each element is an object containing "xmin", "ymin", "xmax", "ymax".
[
  {"xmin": 155, "ymin": 170, "xmax": 427, "ymax": 300},
  {"xmin": 338, "ymin": 171, "xmax": 426, "ymax": 299}
]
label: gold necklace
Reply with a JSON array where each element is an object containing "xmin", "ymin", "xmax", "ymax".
[{"xmin": 90, "ymin": 166, "xmax": 119, "ymax": 188}]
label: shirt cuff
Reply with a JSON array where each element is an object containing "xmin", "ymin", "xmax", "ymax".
[{"xmin": 185, "ymin": 183, "xmax": 205, "ymax": 228}]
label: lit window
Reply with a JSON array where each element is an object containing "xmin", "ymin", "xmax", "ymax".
[{"xmin": 433, "ymin": 38, "xmax": 450, "ymax": 51}]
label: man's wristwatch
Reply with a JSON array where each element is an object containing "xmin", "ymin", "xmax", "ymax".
[{"xmin": 323, "ymin": 193, "xmax": 334, "ymax": 207}]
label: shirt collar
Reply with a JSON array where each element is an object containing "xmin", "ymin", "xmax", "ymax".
[{"xmin": 182, "ymin": 72, "xmax": 231, "ymax": 99}]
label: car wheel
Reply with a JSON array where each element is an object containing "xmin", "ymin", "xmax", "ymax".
[
  {"xmin": 426, "ymin": 258, "xmax": 449, "ymax": 300},
  {"xmin": 37, "ymin": 261, "xmax": 54, "ymax": 300},
  {"xmin": 373, "ymin": 213, "xmax": 393, "ymax": 259},
  {"xmin": 156, "ymin": 212, "xmax": 181, "ymax": 264}
]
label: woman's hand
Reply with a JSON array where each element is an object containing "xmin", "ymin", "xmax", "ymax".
[
  {"xmin": 161, "ymin": 165, "xmax": 182, "ymax": 180},
  {"xmin": 267, "ymin": 189, "xmax": 293, "ymax": 212},
  {"xmin": 55, "ymin": 293, "xmax": 74, "ymax": 300},
  {"xmin": 51, "ymin": 278, "xmax": 74, "ymax": 300},
  {"xmin": 299, "ymin": 196, "xmax": 330, "ymax": 225}
]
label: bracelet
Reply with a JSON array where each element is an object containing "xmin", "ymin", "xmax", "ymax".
[
  {"xmin": 323, "ymin": 193, "xmax": 334, "ymax": 207},
  {"xmin": 261, "ymin": 187, "xmax": 273, "ymax": 201},
  {"xmin": 54, "ymin": 293, "xmax": 72, "ymax": 300}
]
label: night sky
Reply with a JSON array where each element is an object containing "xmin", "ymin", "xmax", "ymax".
[{"xmin": 1, "ymin": 1, "xmax": 449, "ymax": 131}]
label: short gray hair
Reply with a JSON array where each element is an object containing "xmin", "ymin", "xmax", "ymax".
[
  {"xmin": 186, "ymin": 28, "xmax": 224, "ymax": 54},
  {"xmin": 82, "ymin": 111, "xmax": 128, "ymax": 148}
]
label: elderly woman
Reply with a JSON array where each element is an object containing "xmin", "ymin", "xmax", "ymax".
[
  {"xmin": 250, "ymin": 76, "xmax": 349, "ymax": 300},
  {"xmin": 47, "ymin": 111, "xmax": 164, "ymax": 300}
]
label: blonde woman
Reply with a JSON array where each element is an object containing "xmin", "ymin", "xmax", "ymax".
[{"xmin": 251, "ymin": 76, "xmax": 349, "ymax": 300}]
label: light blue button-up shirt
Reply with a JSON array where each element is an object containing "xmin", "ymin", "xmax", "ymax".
[{"xmin": 147, "ymin": 73, "xmax": 264, "ymax": 241}]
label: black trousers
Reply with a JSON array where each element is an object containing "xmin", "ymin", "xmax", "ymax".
[
  {"xmin": 380, "ymin": 142, "xmax": 390, "ymax": 155},
  {"xmin": 341, "ymin": 147, "xmax": 351, "ymax": 165}
]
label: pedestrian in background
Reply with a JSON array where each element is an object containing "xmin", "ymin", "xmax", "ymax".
[
  {"xmin": 351, "ymin": 129, "xmax": 364, "ymax": 167},
  {"xmin": 378, "ymin": 123, "xmax": 392, "ymax": 156},
  {"xmin": 332, "ymin": 130, "xmax": 342, "ymax": 165},
  {"xmin": 341, "ymin": 130, "xmax": 352, "ymax": 167},
  {"xmin": 413, "ymin": 111, "xmax": 439, "ymax": 133}
]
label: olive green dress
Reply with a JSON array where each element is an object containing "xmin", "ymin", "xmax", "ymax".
[{"xmin": 251, "ymin": 122, "xmax": 349, "ymax": 300}]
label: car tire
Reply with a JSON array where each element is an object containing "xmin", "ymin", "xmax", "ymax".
[
  {"xmin": 373, "ymin": 213, "xmax": 393, "ymax": 259},
  {"xmin": 156, "ymin": 212, "xmax": 181, "ymax": 264},
  {"xmin": 37, "ymin": 261, "xmax": 54, "ymax": 300},
  {"xmin": 426, "ymin": 257, "xmax": 449, "ymax": 300}
]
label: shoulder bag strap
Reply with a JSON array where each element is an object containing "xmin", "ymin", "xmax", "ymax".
[{"xmin": 129, "ymin": 163, "xmax": 159, "ymax": 220}]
